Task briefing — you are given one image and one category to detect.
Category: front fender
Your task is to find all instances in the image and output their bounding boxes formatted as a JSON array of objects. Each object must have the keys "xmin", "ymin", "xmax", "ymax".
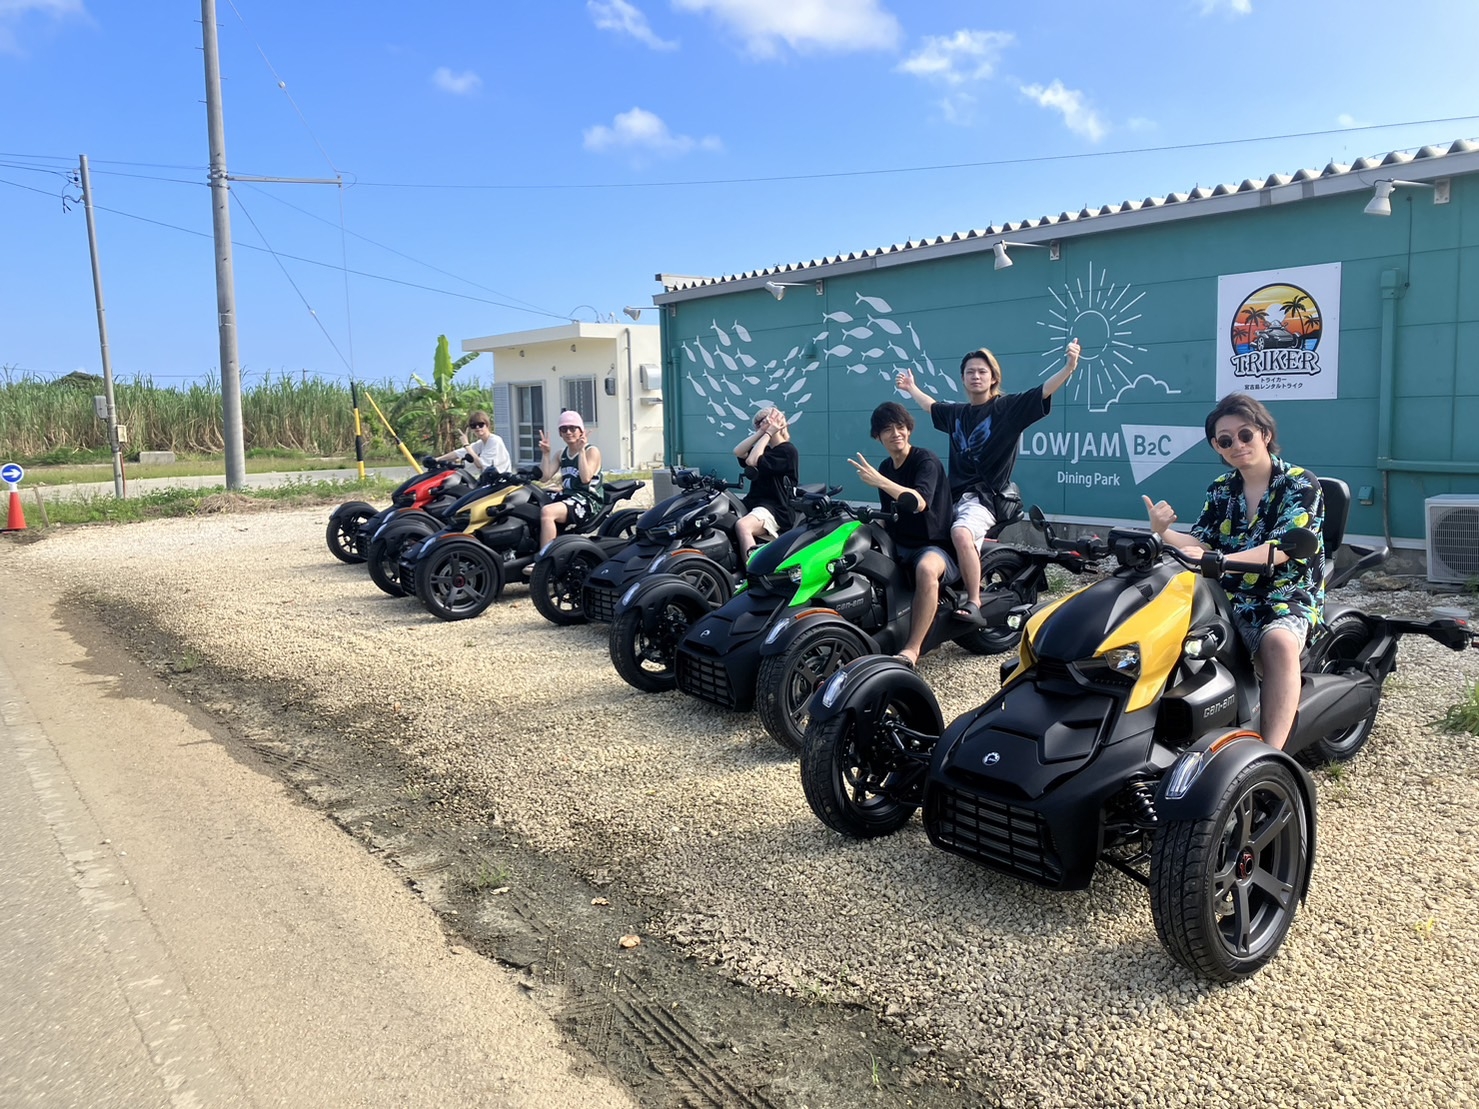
[
  {"xmin": 808, "ymin": 654, "xmax": 944, "ymax": 733},
  {"xmin": 613, "ymin": 573, "xmax": 714, "ymax": 631},
  {"xmin": 757, "ymin": 609, "xmax": 876, "ymax": 661},
  {"xmin": 1157, "ymin": 730, "xmax": 1318, "ymax": 901},
  {"xmin": 537, "ymin": 534, "xmax": 608, "ymax": 575}
]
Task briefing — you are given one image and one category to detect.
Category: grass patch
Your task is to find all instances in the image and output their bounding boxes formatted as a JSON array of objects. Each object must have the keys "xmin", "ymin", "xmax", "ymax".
[
  {"xmin": 1436, "ymin": 681, "xmax": 1479, "ymax": 736},
  {"xmin": 29, "ymin": 476, "xmax": 399, "ymax": 527},
  {"xmin": 461, "ymin": 861, "xmax": 512, "ymax": 892},
  {"xmin": 28, "ymin": 454, "xmax": 405, "ymax": 487}
]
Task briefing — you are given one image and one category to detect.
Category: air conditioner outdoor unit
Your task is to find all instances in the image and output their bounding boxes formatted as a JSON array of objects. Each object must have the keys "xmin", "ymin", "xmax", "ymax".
[{"xmin": 1425, "ymin": 494, "xmax": 1479, "ymax": 585}]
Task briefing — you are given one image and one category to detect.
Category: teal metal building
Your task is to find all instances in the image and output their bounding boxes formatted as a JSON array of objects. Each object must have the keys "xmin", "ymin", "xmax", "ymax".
[{"xmin": 649, "ymin": 139, "xmax": 1479, "ymax": 567}]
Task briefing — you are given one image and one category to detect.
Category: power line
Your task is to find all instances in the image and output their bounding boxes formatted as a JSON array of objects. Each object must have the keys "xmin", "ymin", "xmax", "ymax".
[{"xmin": 0, "ymin": 174, "xmax": 573, "ymax": 321}]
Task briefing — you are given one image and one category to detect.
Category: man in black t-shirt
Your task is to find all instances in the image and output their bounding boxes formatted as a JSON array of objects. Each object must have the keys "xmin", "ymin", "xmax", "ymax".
[
  {"xmin": 847, "ymin": 402, "xmax": 959, "ymax": 667},
  {"xmin": 895, "ymin": 338, "xmax": 1080, "ymax": 624}
]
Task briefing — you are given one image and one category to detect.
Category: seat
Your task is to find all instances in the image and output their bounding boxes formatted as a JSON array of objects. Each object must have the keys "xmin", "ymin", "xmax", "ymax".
[{"xmin": 1317, "ymin": 475, "xmax": 1388, "ymax": 591}]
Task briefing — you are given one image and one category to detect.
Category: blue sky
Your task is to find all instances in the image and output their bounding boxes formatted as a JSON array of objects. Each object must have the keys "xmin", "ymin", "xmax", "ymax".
[{"xmin": 3, "ymin": 0, "xmax": 1478, "ymax": 389}]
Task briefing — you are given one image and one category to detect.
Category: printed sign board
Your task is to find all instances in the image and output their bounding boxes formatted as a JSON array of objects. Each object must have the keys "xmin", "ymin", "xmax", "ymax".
[{"xmin": 1215, "ymin": 262, "xmax": 1341, "ymax": 401}]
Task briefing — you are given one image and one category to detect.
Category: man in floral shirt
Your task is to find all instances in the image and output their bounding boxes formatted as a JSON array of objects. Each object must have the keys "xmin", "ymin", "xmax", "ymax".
[{"xmin": 1142, "ymin": 393, "xmax": 1324, "ymax": 750}]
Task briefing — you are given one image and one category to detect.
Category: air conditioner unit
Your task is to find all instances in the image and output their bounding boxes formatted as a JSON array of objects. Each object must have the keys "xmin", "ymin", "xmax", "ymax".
[{"xmin": 1425, "ymin": 494, "xmax": 1479, "ymax": 584}]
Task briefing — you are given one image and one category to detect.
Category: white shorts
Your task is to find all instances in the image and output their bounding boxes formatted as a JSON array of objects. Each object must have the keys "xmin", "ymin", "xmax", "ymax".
[
  {"xmin": 744, "ymin": 505, "xmax": 780, "ymax": 538},
  {"xmin": 951, "ymin": 493, "xmax": 996, "ymax": 546}
]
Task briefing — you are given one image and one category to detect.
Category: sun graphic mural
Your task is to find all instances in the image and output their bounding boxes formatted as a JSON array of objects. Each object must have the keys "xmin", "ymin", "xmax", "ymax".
[{"xmin": 1038, "ymin": 264, "xmax": 1164, "ymax": 413}]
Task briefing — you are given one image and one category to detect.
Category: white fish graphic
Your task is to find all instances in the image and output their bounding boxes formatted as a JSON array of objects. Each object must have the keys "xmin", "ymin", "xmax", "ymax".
[
  {"xmin": 841, "ymin": 326, "xmax": 873, "ymax": 340},
  {"xmin": 889, "ymin": 342, "xmax": 909, "ymax": 360},
  {"xmin": 722, "ymin": 376, "xmax": 743, "ymax": 396},
  {"xmin": 726, "ymin": 402, "xmax": 747, "ymax": 420},
  {"xmin": 879, "ymin": 369, "xmax": 893, "ymax": 380},
  {"xmin": 822, "ymin": 345, "xmax": 853, "ymax": 358},
  {"xmin": 822, "ymin": 310, "xmax": 855, "ymax": 324},
  {"xmin": 867, "ymin": 315, "xmax": 902, "ymax": 336},
  {"xmin": 925, "ymin": 355, "xmax": 937, "ymax": 376},
  {"xmin": 763, "ymin": 359, "xmax": 778, "ymax": 370},
  {"xmin": 856, "ymin": 293, "xmax": 893, "ymax": 313},
  {"xmin": 721, "ymin": 421, "xmax": 735, "ymax": 430},
  {"xmin": 695, "ymin": 338, "xmax": 715, "ymax": 370},
  {"xmin": 770, "ymin": 368, "xmax": 788, "ymax": 379},
  {"xmin": 907, "ymin": 322, "xmax": 922, "ymax": 350},
  {"xmin": 925, "ymin": 382, "xmax": 940, "ymax": 397},
  {"xmin": 743, "ymin": 375, "xmax": 761, "ymax": 385},
  {"xmin": 846, "ymin": 364, "xmax": 869, "ymax": 375},
  {"xmin": 802, "ymin": 360, "xmax": 820, "ymax": 373},
  {"xmin": 813, "ymin": 330, "xmax": 829, "ymax": 343},
  {"xmin": 861, "ymin": 348, "xmax": 885, "ymax": 359},
  {"xmin": 682, "ymin": 341, "xmax": 697, "ymax": 363},
  {"xmin": 784, "ymin": 346, "xmax": 800, "ymax": 362},
  {"xmin": 706, "ymin": 415, "xmax": 716, "ymax": 424},
  {"xmin": 737, "ymin": 353, "xmax": 756, "ymax": 368},
  {"xmin": 718, "ymin": 350, "xmax": 738, "ymax": 373},
  {"xmin": 787, "ymin": 411, "xmax": 804, "ymax": 426},
  {"xmin": 783, "ymin": 378, "xmax": 807, "ymax": 398},
  {"xmin": 731, "ymin": 321, "xmax": 752, "ymax": 343},
  {"xmin": 710, "ymin": 321, "xmax": 731, "ymax": 347},
  {"xmin": 703, "ymin": 369, "xmax": 723, "ymax": 392},
  {"xmin": 708, "ymin": 398, "xmax": 726, "ymax": 416},
  {"xmin": 795, "ymin": 393, "xmax": 812, "ymax": 405},
  {"xmin": 943, "ymin": 376, "xmax": 959, "ymax": 393},
  {"xmin": 685, "ymin": 373, "xmax": 707, "ymax": 397}
]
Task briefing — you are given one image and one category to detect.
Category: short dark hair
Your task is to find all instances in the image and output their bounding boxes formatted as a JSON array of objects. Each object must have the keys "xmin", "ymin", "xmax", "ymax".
[
  {"xmin": 1204, "ymin": 392, "xmax": 1280, "ymax": 454},
  {"xmin": 870, "ymin": 401, "xmax": 913, "ymax": 439}
]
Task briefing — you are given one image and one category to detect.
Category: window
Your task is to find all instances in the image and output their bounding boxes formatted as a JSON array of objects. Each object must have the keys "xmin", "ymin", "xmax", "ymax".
[{"xmin": 561, "ymin": 376, "xmax": 597, "ymax": 425}]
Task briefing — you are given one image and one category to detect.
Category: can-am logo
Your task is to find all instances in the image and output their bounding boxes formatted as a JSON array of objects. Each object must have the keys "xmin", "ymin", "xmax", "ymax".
[
  {"xmin": 1229, "ymin": 282, "xmax": 1324, "ymax": 380},
  {"xmin": 982, "ymin": 752, "xmax": 1001, "ymax": 766}
]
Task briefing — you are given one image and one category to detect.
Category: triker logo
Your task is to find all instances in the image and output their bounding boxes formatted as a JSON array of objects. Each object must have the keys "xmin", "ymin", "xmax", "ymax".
[{"xmin": 1229, "ymin": 282, "xmax": 1324, "ymax": 380}]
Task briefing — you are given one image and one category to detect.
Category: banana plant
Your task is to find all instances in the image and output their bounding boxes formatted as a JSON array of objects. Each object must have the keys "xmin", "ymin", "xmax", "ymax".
[{"xmin": 392, "ymin": 335, "xmax": 485, "ymax": 452}]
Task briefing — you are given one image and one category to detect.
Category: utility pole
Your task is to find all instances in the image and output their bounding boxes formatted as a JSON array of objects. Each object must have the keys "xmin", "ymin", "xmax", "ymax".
[
  {"xmin": 76, "ymin": 154, "xmax": 125, "ymax": 499},
  {"xmin": 200, "ymin": 0, "xmax": 246, "ymax": 489}
]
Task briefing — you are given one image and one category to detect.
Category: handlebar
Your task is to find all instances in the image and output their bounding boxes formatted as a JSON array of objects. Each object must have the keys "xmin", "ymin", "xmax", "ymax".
[{"xmin": 1107, "ymin": 526, "xmax": 1318, "ymax": 578}]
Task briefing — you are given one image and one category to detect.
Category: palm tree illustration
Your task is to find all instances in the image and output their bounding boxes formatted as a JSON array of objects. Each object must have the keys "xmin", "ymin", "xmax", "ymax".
[
  {"xmin": 1238, "ymin": 305, "xmax": 1269, "ymax": 347},
  {"xmin": 1280, "ymin": 293, "xmax": 1311, "ymax": 337}
]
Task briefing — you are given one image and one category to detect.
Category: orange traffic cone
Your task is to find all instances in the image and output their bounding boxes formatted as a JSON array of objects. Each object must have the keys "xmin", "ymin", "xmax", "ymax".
[{"xmin": 5, "ymin": 489, "xmax": 25, "ymax": 532}]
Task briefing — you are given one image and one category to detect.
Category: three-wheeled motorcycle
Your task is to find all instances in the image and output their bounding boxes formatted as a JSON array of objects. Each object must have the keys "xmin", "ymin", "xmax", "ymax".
[
  {"xmin": 326, "ymin": 457, "xmax": 472, "ymax": 564},
  {"xmin": 799, "ymin": 478, "xmax": 1477, "ymax": 981}
]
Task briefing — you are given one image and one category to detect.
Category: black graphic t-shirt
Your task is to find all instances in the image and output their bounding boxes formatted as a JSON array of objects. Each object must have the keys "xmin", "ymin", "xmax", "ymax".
[
  {"xmin": 929, "ymin": 389, "xmax": 1051, "ymax": 499},
  {"xmin": 878, "ymin": 446, "xmax": 951, "ymax": 551},
  {"xmin": 743, "ymin": 442, "xmax": 800, "ymax": 531}
]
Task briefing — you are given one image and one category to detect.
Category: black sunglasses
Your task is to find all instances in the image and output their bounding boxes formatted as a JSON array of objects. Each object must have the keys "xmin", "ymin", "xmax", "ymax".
[
  {"xmin": 1213, "ymin": 427, "xmax": 1258, "ymax": 450},
  {"xmin": 468, "ymin": 421, "xmax": 487, "ymax": 428}
]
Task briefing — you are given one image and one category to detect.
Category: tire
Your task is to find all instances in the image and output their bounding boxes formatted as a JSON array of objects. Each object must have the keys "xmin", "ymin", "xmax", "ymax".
[
  {"xmin": 799, "ymin": 679, "xmax": 936, "ymax": 838},
  {"xmin": 1299, "ymin": 613, "xmax": 1380, "ymax": 766},
  {"xmin": 600, "ymin": 508, "xmax": 642, "ymax": 541},
  {"xmin": 367, "ymin": 518, "xmax": 438, "ymax": 597},
  {"xmin": 416, "ymin": 540, "xmax": 503, "ymax": 621},
  {"xmin": 1150, "ymin": 758, "xmax": 1308, "ymax": 982},
  {"xmin": 530, "ymin": 552, "xmax": 602, "ymax": 626},
  {"xmin": 609, "ymin": 593, "xmax": 706, "ymax": 693},
  {"xmin": 757, "ymin": 626, "xmax": 868, "ymax": 753},
  {"xmin": 957, "ymin": 548, "xmax": 1036, "ymax": 655},
  {"xmin": 663, "ymin": 555, "xmax": 735, "ymax": 610},
  {"xmin": 327, "ymin": 501, "xmax": 376, "ymax": 563}
]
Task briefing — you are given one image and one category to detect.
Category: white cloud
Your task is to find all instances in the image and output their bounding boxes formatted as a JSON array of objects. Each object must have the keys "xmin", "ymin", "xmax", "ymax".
[
  {"xmin": 1198, "ymin": 0, "xmax": 1252, "ymax": 14},
  {"xmin": 938, "ymin": 92, "xmax": 978, "ymax": 126},
  {"xmin": 1126, "ymin": 116, "xmax": 1156, "ymax": 133},
  {"xmin": 0, "ymin": 0, "xmax": 85, "ymax": 54},
  {"xmin": 1336, "ymin": 112, "xmax": 1370, "ymax": 129},
  {"xmin": 672, "ymin": 0, "xmax": 900, "ymax": 58},
  {"xmin": 897, "ymin": 29, "xmax": 1013, "ymax": 87},
  {"xmin": 583, "ymin": 107, "xmax": 723, "ymax": 156},
  {"xmin": 588, "ymin": 0, "xmax": 678, "ymax": 50},
  {"xmin": 432, "ymin": 67, "xmax": 482, "ymax": 95},
  {"xmin": 1020, "ymin": 80, "xmax": 1106, "ymax": 142}
]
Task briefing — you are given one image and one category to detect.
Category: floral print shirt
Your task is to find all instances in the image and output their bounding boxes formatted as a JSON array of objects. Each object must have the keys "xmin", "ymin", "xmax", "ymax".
[{"xmin": 1190, "ymin": 456, "xmax": 1325, "ymax": 630}]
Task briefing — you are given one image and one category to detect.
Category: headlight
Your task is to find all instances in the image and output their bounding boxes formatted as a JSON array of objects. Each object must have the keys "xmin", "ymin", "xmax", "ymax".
[
  {"xmin": 621, "ymin": 583, "xmax": 641, "ymax": 606},
  {"xmin": 416, "ymin": 536, "xmax": 437, "ymax": 558},
  {"xmin": 786, "ymin": 565, "xmax": 804, "ymax": 584},
  {"xmin": 1165, "ymin": 751, "xmax": 1205, "ymax": 800},
  {"xmin": 649, "ymin": 524, "xmax": 676, "ymax": 542},
  {"xmin": 1102, "ymin": 645, "xmax": 1141, "ymax": 676},
  {"xmin": 820, "ymin": 669, "xmax": 847, "ymax": 708},
  {"xmin": 764, "ymin": 618, "xmax": 791, "ymax": 646}
]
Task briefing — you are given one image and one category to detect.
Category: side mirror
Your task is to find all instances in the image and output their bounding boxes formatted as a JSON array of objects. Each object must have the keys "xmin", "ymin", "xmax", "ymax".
[
  {"xmin": 1279, "ymin": 527, "xmax": 1319, "ymax": 560},
  {"xmin": 895, "ymin": 491, "xmax": 922, "ymax": 514},
  {"xmin": 1029, "ymin": 505, "xmax": 1047, "ymax": 528}
]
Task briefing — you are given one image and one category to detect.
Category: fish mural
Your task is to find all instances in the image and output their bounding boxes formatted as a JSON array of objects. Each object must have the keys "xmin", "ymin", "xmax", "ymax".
[
  {"xmin": 822, "ymin": 310, "xmax": 855, "ymax": 324},
  {"xmin": 867, "ymin": 315, "xmax": 902, "ymax": 336},
  {"xmin": 731, "ymin": 321, "xmax": 751, "ymax": 343},
  {"xmin": 718, "ymin": 349, "xmax": 738, "ymax": 373},
  {"xmin": 711, "ymin": 321, "xmax": 731, "ymax": 347},
  {"xmin": 841, "ymin": 326, "xmax": 873, "ymax": 340},
  {"xmin": 856, "ymin": 293, "xmax": 893, "ymax": 314},
  {"xmin": 822, "ymin": 345, "xmax": 853, "ymax": 358}
]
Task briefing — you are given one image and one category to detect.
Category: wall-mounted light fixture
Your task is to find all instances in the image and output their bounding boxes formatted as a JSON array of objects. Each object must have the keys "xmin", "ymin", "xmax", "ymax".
[
  {"xmin": 764, "ymin": 279, "xmax": 824, "ymax": 300},
  {"xmin": 992, "ymin": 240, "xmax": 1060, "ymax": 271},
  {"xmin": 1364, "ymin": 177, "xmax": 1450, "ymax": 216}
]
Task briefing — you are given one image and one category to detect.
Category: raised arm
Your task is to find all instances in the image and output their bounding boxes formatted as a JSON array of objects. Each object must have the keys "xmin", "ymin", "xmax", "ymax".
[
  {"xmin": 893, "ymin": 368, "xmax": 935, "ymax": 413},
  {"xmin": 1040, "ymin": 338, "xmax": 1081, "ymax": 399}
]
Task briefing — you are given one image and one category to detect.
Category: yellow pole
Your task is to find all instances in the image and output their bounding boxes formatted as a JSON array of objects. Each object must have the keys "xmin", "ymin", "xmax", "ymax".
[{"xmin": 359, "ymin": 387, "xmax": 422, "ymax": 469}]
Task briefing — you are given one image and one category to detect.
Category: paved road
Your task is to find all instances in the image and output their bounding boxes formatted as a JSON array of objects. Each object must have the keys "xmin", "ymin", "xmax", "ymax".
[{"xmin": 0, "ymin": 577, "xmax": 635, "ymax": 1108}]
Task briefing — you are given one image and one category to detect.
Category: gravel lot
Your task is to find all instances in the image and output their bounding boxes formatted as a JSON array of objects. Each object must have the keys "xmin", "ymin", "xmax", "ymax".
[{"xmin": 7, "ymin": 503, "xmax": 1479, "ymax": 1108}]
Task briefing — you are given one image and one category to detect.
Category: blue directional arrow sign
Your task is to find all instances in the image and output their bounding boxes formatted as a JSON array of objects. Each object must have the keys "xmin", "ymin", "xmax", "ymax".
[{"xmin": 0, "ymin": 462, "xmax": 24, "ymax": 485}]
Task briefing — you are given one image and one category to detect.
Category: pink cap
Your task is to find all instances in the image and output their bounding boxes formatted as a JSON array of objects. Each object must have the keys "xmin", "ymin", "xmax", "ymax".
[{"xmin": 557, "ymin": 410, "xmax": 585, "ymax": 431}]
